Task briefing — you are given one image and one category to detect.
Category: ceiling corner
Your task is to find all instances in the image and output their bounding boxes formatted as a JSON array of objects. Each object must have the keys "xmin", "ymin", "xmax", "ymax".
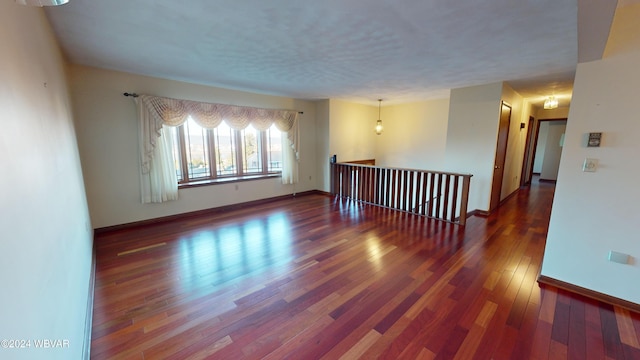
[{"xmin": 577, "ymin": 0, "xmax": 618, "ymax": 63}]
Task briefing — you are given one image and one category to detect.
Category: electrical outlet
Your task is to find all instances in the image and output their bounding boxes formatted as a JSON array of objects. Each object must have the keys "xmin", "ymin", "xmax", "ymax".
[
  {"xmin": 583, "ymin": 158, "xmax": 598, "ymax": 172},
  {"xmin": 608, "ymin": 251, "xmax": 630, "ymax": 265}
]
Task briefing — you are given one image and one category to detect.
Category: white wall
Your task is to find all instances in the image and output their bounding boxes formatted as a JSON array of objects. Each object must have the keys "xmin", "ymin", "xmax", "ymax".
[
  {"xmin": 539, "ymin": 121, "xmax": 566, "ymax": 181},
  {"xmin": 533, "ymin": 121, "xmax": 550, "ymax": 173},
  {"xmin": 375, "ymin": 99, "xmax": 449, "ymax": 170},
  {"xmin": 541, "ymin": 3, "xmax": 640, "ymax": 304},
  {"xmin": 70, "ymin": 65, "xmax": 318, "ymax": 228},
  {"xmin": 444, "ymin": 82, "xmax": 503, "ymax": 212},
  {"xmin": 0, "ymin": 3, "xmax": 93, "ymax": 359}
]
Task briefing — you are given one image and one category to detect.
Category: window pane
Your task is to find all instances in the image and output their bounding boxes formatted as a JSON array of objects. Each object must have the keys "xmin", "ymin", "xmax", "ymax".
[
  {"xmin": 267, "ymin": 124, "xmax": 283, "ymax": 172},
  {"xmin": 184, "ymin": 117, "xmax": 210, "ymax": 179},
  {"xmin": 214, "ymin": 121, "xmax": 236, "ymax": 176},
  {"xmin": 242, "ymin": 125, "xmax": 262, "ymax": 174}
]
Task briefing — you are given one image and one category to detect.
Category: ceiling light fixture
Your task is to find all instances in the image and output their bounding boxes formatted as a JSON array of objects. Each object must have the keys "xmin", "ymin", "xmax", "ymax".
[
  {"xmin": 544, "ymin": 96, "xmax": 558, "ymax": 110},
  {"xmin": 15, "ymin": 0, "xmax": 68, "ymax": 6},
  {"xmin": 375, "ymin": 99, "xmax": 383, "ymax": 135}
]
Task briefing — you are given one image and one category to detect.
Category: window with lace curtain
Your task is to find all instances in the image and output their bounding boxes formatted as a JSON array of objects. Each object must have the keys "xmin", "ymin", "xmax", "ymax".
[
  {"xmin": 135, "ymin": 94, "xmax": 299, "ymax": 203},
  {"xmin": 168, "ymin": 117, "xmax": 284, "ymax": 185}
]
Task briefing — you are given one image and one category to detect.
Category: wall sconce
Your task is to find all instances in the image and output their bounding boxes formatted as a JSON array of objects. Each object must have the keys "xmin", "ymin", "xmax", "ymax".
[
  {"xmin": 544, "ymin": 96, "xmax": 558, "ymax": 109},
  {"xmin": 375, "ymin": 99, "xmax": 383, "ymax": 135}
]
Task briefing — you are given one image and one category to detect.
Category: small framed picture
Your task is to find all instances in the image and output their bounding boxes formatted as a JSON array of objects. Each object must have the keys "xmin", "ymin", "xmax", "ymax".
[{"xmin": 588, "ymin": 132, "xmax": 602, "ymax": 147}]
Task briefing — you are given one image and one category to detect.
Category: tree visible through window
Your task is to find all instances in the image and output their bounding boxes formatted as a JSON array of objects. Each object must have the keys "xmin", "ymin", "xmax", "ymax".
[{"xmin": 170, "ymin": 117, "xmax": 283, "ymax": 184}]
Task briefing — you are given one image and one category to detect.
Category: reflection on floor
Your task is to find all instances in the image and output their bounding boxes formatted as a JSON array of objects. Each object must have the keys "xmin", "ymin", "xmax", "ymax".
[{"xmin": 92, "ymin": 181, "xmax": 640, "ymax": 359}]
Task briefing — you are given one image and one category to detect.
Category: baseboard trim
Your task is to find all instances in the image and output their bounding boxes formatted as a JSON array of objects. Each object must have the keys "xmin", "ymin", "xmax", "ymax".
[
  {"xmin": 83, "ymin": 244, "xmax": 96, "ymax": 360},
  {"xmin": 467, "ymin": 209, "xmax": 490, "ymax": 218},
  {"xmin": 466, "ymin": 189, "xmax": 520, "ymax": 219},
  {"xmin": 537, "ymin": 275, "xmax": 640, "ymax": 314},
  {"xmin": 500, "ymin": 188, "xmax": 520, "ymax": 206},
  {"xmin": 538, "ymin": 178, "xmax": 557, "ymax": 183},
  {"xmin": 94, "ymin": 190, "xmax": 323, "ymax": 234},
  {"xmin": 314, "ymin": 190, "xmax": 333, "ymax": 197}
]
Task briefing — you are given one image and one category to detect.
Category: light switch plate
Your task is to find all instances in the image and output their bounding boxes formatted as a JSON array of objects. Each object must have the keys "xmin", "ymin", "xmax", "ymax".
[{"xmin": 583, "ymin": 158, "xmax": 598, "ymax": 172}]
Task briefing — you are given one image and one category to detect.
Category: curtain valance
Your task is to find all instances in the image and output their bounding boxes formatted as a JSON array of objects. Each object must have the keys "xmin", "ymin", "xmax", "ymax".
[
  {"xmin": 135, "ymin": 94, "xmax": 300, "ymax": 203},
  {"xmin": 139, "ymin": 94, "xmax": 299, "ymax": 132}
]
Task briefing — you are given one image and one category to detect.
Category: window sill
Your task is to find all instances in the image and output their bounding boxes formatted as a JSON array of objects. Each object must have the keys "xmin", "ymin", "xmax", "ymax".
[{"xmin": 178, "ymin": 173, "xmax": 281, "ymax": 189}]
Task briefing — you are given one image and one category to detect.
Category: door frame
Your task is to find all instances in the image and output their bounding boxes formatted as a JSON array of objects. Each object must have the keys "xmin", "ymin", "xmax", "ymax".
[
  {"xmin": 489, "ymin": 101, "xmax": 512, "ymax": 211},
  {"xmin": 521, "ymin": 117, "xmax": 568, "ymax": 185},
  {"xmin": 520, "ymin": 116, "xmax": 535, "ymax": 186}
]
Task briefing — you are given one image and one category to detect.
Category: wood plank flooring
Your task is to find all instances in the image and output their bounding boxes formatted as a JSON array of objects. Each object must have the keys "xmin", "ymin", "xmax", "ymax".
[{"xmin": 91, "ymin": 181, "xmax": 640, "ymax": 359}]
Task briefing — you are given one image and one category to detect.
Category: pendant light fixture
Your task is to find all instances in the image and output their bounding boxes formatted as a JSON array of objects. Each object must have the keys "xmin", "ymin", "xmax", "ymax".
[
  {"xmin": 544, "ymin": 96, "xmax": 558, "ymax": 109},
  {"xmin": 375, "ymin": 99, "xmax": 383, "ymax": 135}
]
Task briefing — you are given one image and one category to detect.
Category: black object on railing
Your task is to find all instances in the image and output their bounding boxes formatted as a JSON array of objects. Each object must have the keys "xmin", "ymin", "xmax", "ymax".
[{"xmin": 330, "ymin": 162, "xmax": 472, "ymax": 225}]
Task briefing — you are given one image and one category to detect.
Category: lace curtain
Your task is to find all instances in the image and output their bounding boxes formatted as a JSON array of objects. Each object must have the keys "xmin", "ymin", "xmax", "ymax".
[
  {"xmin": 136, "ymin": 98, "xmax": 179, "ymax": 203},
  {"xmin": 136, "ymin": 95, "xmax": 300, "ymax": 203}
]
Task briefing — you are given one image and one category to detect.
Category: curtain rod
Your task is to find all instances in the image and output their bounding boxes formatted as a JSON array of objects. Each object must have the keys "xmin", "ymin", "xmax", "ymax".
[{"xmin": 123, "ymin": 92, "xmax": 303, "ymax": 114}]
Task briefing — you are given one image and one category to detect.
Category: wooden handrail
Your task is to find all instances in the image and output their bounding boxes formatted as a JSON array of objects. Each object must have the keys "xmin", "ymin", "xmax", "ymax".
[{"xmin": 330, "ymin": 162, "xmax": 473, "ymax": 225}]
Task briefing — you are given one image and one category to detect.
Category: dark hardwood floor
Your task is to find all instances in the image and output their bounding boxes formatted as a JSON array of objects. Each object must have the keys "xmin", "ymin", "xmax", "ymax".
[{"xmin": 91, "ymin": 181, "xmax": 640, "ymax": 359}]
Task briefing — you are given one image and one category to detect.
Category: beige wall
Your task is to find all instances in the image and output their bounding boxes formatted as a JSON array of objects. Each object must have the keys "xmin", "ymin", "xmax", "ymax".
[
  {"xmin": 444, "ymin": 82, "xmax": 503, "ymax": 212},
  {"xmin": 328, "ymin": 99, "xmax": 377, "ymax": 163},
  {"xmin": 442, "ymin": 82, "xmax": 525, "ymax": 211},
  {"xmin": 290, "ymin": 84, "xmax": 533, "ymax": 216},
  {"xmin": 541, "ymin": 3, "xmax": 640, "ymax": 304},
  {"xmin": 500, "ymin": 83, "xmax": 525, "ymax": 200},
  {"xmin": 70, "ymin": 65, "xmax": 318, "ymax": 228},
  {"xmin": 320, "ymin": 98, "xmax": 450, "ymax": 192},
  {"xmin": 316, "ymin": 100, "xmax": 331, "ymax": 192},
  {"xmin": 0, "ymin": 3, "xmax": 93, "ymax": 359},
  {"xmin": 536, "ymin": 106, "xmax": 570, "ymax": 120},
  {"xmin": 375, "ymin": 99, "xmax": 449, "ymax": 170}
]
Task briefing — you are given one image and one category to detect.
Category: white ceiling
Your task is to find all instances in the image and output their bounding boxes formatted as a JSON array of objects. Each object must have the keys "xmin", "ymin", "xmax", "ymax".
[{"xmin": 43, "ymin": 0, "xmax": 591, "ymax": 107}]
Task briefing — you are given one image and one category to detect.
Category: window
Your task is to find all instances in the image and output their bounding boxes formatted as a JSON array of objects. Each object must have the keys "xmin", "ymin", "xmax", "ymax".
[{"xmin": 170, "ymin": 117, "xmax": 283, "ymax": 185}]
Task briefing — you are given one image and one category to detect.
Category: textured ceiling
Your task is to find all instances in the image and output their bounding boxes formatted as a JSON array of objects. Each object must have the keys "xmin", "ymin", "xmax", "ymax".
[{"xmin": 44, "ymin": 0, "xmax": 582, "ymax": 106}]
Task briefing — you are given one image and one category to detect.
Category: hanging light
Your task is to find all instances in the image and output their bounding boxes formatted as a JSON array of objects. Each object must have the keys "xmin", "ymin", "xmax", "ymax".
[
  {"xmin": 375, "ymin": 99, "xmax": 383, "ymax": 135},
  {"xmin": 544, "ymin": 96, "xmax": 558, "ymax": 109}
]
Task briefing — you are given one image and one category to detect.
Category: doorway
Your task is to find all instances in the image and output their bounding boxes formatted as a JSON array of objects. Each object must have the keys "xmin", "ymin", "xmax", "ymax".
[
  {"xmin": 489, "ymin": 102, "xmax": 512, "ymax": 211},
  {"xmin": 521, "ymin": 118, "xmax": 568, "ymax": 185}
]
